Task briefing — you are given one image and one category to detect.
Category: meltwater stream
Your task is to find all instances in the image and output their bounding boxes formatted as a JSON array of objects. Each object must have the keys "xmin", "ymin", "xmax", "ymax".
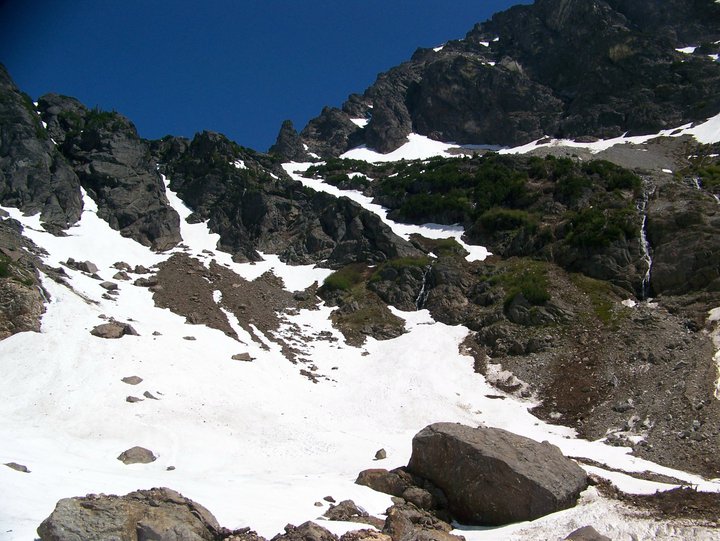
[{"xmin": 637, "ymin": 182, "xmax": 656, "ymax": 300}]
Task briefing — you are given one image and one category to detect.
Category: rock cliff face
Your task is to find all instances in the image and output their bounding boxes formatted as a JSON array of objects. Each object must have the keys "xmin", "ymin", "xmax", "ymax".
[
  {"xmin": 38, "ymin": 94, "xmax": 182, "ymax": 251},
  {"xmin": 157, "ymin": 131, "xmax": 421, "ymax": 266},
  {"xmin": 273, "ymin": 0, "xmax": 720, "ymax": 159},
  {"xmin": 0, "ymin": 66, "xmax": 82, "ymax": 229}
]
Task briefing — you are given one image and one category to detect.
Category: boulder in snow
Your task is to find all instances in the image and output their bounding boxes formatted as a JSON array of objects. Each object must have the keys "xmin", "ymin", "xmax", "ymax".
[
  {"xmin": 90, "ymin": 321, "xmax": 138, "ymax": 339},
  {"xmin": 407, "ymin": 423, "xmax": 588, "ymax": 525},
  {"xmin": 36, "ymin": 487, "xmax": 220, "ymax": 541},
  {"xmin": 117, "ymin": 446, "xmax": 156, "ymax": 465}
]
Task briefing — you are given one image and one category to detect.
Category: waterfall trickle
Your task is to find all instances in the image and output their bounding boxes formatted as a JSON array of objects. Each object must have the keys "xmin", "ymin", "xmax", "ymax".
[
  {"xmin": 637, "ymin": 182, "xmax": 656, "ymax": 300},
  {"xmin": 415, "ymin": 265, "xmax": 432, "ymax": 310}
]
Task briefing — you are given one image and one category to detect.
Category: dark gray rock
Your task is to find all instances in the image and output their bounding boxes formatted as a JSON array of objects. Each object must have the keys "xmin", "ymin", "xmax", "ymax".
[
  {"xmin": 160, "ymin": 131, "xmax": 422, "ymax": 266},
  {"xmin": 37, "ymin": 94, "xmax": 181, "ymax": 251},
  {"xmin": 270, "ymin": 521, "xmax": 337, "ymax": 541},
  {"xmin": 90, "ymin": 321, "xmax": 138, "ymax": 339},
  {"xmin": 322, "ymin": 500, "xmax": 368, "ymax": 522},
  {"xmin": 36, "ymin": 487, "xmax": 221, "ymax": 541},
  {"xmin": 356, "ymin": 468, "xmax": 412, "ymax": 497},
  {"xmin": 407, "ymin": 423, "xmax": 588, "ymax": 526},
  {"xmin": 0, "ymin": 65, "xmax": 83, "ymax": 229},
  {"xmin": 117, "ymin": 446, "xmax": 156, "ymax": 465},
  {"xmin": 4, "ymin": 461, "xmax": 30, "ymax": 473},
  {"xmin": 299, "ymin": 107, "xmax": 363, "ymax": 159},
  {"xmin": 0, "ymin": 218, "xmax": 48, "ymax": 340},
  {"xmin": 382, "ymin": 503, "xmax": 462, "ymax": 541},
  {"xmin": 292, "ymin": 0, "xmax": 720, "ymax": 154},
  {"xmin": 269, "ymin": 120, "xmax": 308, "ymax": 162},
  {"xmin": 65, "ymin": 259, "xmax": 99, "ymax": 273},
  {"xmin": 121, "ymin": 376, "xmax": 143, "ymax": 385},
  {"xmin": 565, "ymin": 526, "xmax": 612, "ymax": 541}
]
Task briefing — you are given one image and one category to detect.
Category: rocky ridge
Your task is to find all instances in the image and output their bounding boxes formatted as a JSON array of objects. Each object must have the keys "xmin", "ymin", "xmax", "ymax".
[{"xmin": 273, "ymin": 0, "xmax": 720, "ymax": 159}]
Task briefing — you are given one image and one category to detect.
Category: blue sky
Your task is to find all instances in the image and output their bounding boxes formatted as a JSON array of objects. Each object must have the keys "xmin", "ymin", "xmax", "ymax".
[{"xmin": 0, "ymin": 1, "xmax": 530, "ymax": 151}]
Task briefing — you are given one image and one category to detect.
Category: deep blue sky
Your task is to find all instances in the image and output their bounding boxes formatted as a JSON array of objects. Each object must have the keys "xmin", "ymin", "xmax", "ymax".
[{"xmin": 0, "ymin": 1, "xmax": 530, "ymax": 151}]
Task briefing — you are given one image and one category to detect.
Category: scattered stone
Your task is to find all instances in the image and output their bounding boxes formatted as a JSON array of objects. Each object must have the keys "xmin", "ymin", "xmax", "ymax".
[
  {"xmin": 232, "ymin": 352, "xmax": 254, "ymax": 362},
  {"xmin": 565, "ymin": 526, "xmax": 611, "ymax": 541},
  {"xmin": 167, "ymin": 466, "xmax": 176, "ymax": 471},
  {"xmin": 117, "ymin": 446, "xmax": 156, "ymax": 465},
  {"xmin": 407, "ymin": 423, "xmax": 589, "ymax": 525},
  {"xmin": 134, "ymin": 275, "xmax": 159, "ymax": 287},
  {"xmin": 65, "ymin": 258, "xmax": 99, "ymax": 274},
  {"xmin": 382, "ymin": 503, "xmax": 461, "ymax": 541},
  {"xmin": 339, "ymin": 531, "xmax": 391, "ymax": 541},
  {"xmin": 374, "ymin": 448, "xmax": 387, "ymax": 460},
  {"xmin": 134, "ymin": 265, "xmax": 151, "ymax": 274},
  {"xmin": 90, "ymin": 321, "xmax": 138, "ymax": 339},
  {"xmin": 36, "ymin": 487, "xmax": 221, "ymax": 541},
  {"xmin": 323, "ymin": 496, "xmax": 336, "ymax": 503},
  {"xmin": 126, "ymin": 396, "xmax": 143, "ymax": 403},
  {"xmin": 355, "ymin": 469, "xmax": 411, "ymax": 497},
  {"xmin": 113, "ymin": 261, "xmax": 131, "ymax": 271},
  {"xmin": 314, "ymin": 501, "xmax": 323, "ymax": 507},
  {"xmin": 401, "ymin": 487, "xmax": 435, "ymax": 510},
  {"xmin": 183, "ymin": 336, "xmax": 196, "ymax": 341},
  {"xmin": 322, "ymin": 499, "xmax": 369, "ymax": 522},
  {"xmin": 4, "ymin": 462, "xmax": 30, "ymax": 473},
  {"xmin": 113, "ymin": 271, "xmax": 130, "ymax": 281},
  {"xmin": 270, "ymin": 521, "xmax": 337, "ymax": 541},
  {"xmin": 143, "ymin": 391, "xmax": 160, "ymax": 400},
  {"xmin": 152, "ymin": 331, "xmax": 162, "ymax": 336},
  {"xmin": 121, "ymin": 376, "xmax": 143, "ymax": 385}
]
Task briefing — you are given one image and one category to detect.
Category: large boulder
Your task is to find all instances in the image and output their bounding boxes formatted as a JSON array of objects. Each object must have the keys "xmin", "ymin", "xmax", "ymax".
[
  {"xmin": 36, "ymin": 487, "xmax": 222, "ymax": 541},
  {"xmin": 407, "ymin": 423, "xmax": 588, "ymax": 526}
]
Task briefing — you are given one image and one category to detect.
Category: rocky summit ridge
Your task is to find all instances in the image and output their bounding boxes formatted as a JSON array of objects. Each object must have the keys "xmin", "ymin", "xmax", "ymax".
[
  {"xmin": 3, "ymin": 1, "xmax": 720, "ymax": 540},
  {"xmin": 271, "ymin": 0, "xmax": 720, "ymax": 160}
]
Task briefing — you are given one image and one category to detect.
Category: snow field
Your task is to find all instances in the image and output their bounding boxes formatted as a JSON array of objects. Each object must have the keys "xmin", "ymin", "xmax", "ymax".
[{"xmin": 1, "ymin": 161, "xmax": 720, "ymax": 541}]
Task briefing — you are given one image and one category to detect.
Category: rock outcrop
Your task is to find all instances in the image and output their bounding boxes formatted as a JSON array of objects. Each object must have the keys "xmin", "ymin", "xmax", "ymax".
[
  {"xmin": 407, "ymin": 423, "xmax": 589, "ymax": 526},
  {"xmin": 37, "ymin": 94, "xmax": 182, "ymax": 250},
  {"xmin": 36, "ymin": 487, "xmax": 222, "ymax": 541},
  {"xmin": 285, "ymin": 0, "xmax": 720, "ymax": 155},
  {"xmin": 0, "ymin": 65, "xmax": 82, "ymax": 229},
  {"xmin": 90, "ymin": 320, "xmax": 139, "ymax": 339},
  {"xmin": 157, "ymin": 131, "xmax": 421, "ymax": 266},
  {"xmin": 0, "ymin": 215, "xmax": 48, "ymax": 339}
]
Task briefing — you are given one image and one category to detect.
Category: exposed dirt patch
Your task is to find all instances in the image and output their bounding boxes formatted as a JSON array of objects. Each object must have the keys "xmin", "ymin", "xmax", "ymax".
[
  {"xmin": 151, "ymin": 252, "xmax": 324, "ymax": 363},
  {"xmin": 597, "ymin": 480, "xmax": 720, "ymax": 526}
]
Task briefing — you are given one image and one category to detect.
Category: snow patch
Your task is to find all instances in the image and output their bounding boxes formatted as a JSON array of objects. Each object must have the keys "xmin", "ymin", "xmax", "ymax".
[
  {"xmin": 341, "ymin": 133, "xmax": 456, "ymax": 162},
  {"xmin": 676, "ymin": 46, "xmax": 698, "ymax": 54},
  {"xmin": 231, "ymin": 159, "xmax": 247, "ymax": 169},
  {"xmin": 350, "ymin": 118, "xmax": 369, "ymax": 128}
]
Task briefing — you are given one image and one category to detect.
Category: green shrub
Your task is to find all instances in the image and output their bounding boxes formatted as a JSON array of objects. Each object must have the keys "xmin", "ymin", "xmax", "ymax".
[
  {"xmin": 322, "ymin": 263, "xmax": 369, "ymax": 292},
  {"xmin": 490, "ymin": 261, "xmax": 551, "ymax": 307},
  {"xmin": 0, "ymin": 255, "xmax": 10, "ymax": 278},
  {"xmin": 479, "ymin": 208, "xmax": 536, "ymax": 232}
]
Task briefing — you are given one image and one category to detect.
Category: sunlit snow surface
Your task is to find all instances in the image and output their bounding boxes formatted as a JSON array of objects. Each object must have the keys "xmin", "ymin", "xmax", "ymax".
[{"xmin": 2, "ymin": 140, "xmax": 720, "ymax": 540}]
